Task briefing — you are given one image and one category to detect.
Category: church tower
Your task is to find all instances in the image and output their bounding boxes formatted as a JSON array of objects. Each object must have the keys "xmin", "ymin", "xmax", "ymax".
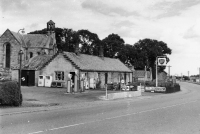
[
  {"xmin": 47, "ymin": 20, "xmax": 55, "ymax": 36},
  {"xmin": 46, "ymin": 20, "xmax": 57, "ymax": 55}
]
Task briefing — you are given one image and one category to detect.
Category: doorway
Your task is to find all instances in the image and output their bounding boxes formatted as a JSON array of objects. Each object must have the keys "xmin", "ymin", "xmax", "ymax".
[
  {"xmin": 70, "ymin": 72, "xmax": 75, "ymax": 83},
  {"xmin": 105, "ymin": 73, "xmax": 108, "ymax": 84},
  {"xmin": 21, "ymin": 70, "xmax": 35, "ymax": 86}
]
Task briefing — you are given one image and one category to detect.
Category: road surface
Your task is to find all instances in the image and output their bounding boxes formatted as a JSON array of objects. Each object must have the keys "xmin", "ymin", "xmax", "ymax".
[{"xmin": 1, "ymin": 82, "xmax": 200, "ymax": 134}]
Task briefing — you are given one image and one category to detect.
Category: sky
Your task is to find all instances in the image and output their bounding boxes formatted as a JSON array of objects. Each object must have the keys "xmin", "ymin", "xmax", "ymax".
[{"xmin": 1, "ymin": 0, "xmax": 200, "ymax": 76}]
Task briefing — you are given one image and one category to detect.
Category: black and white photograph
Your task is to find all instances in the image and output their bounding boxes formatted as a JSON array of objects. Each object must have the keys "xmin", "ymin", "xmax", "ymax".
[{"xmin": 0, "ymin": 0, "xmax": 200, "ymax": 134}]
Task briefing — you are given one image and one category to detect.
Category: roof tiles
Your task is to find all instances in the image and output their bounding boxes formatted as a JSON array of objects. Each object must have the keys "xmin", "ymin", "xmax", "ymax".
[
  {"xmin": 63, "ymin": 52, "xmax": 131, "ymax": 72},
  {"xmin": 11, "ymin": 31, "xmax": 54, "ymax": 48},
  {"xmin": 13, "ymin": 52, "xmax": 131, "ymax": 72}
]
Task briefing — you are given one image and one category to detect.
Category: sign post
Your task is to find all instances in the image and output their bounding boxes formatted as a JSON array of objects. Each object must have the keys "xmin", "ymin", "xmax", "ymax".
[
  {"xmin": 156, "ymin": 56, "xmax": 167, "ymax": 87},
  {"xmin": 156, "ymin": 58, "xmax": 158, "ymax": 87},
  {"xmin": 105, "ymin": 84, "xmax": 108, "ymax": 99}
]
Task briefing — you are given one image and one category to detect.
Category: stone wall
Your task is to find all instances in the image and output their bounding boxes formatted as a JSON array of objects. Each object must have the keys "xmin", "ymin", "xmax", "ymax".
[
  {"xmin": 11, "ymin": 70, "xmax": 18, "ymax": 81},
  {"xmin": 0, "ymin": 30, "xmax": 21, "ymax": 69}
]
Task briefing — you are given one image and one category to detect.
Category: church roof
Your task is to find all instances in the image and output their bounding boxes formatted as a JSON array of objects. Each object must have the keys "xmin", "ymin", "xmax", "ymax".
[{"xmin": 10, "ymin": 30, "xmax": 55, "ymax": 48}]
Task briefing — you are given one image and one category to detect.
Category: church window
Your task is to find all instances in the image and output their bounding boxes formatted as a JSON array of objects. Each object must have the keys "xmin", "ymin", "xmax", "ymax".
[{"xmin": 5, "ymin": 43, "xmax": 11, "ymax": 68}]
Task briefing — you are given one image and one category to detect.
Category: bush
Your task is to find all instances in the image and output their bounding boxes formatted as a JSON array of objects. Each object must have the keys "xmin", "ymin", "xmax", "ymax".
[
  {"xmin": 144, "ymin": 81, "xmax": 180, "ymax": 93},
  {"xmin": 145, "ymin": 81, "xmax": 156, "ymax": 87},
  {"xmin": 174, "ymin": 83, "xmax": 180, "ymax": 92},
  {"xmin": 165, "ymin": 83, "xmax": 180, "ymax": 93},
  {"xmin": 0, "ymin": 81, "xmax": 23, "ymax": 106}
]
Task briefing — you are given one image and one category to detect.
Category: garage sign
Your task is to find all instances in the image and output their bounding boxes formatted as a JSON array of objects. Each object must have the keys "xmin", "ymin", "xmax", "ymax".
[{"xmin": 158, "ymin": 57, "xmax": 167, "ymax": 66}]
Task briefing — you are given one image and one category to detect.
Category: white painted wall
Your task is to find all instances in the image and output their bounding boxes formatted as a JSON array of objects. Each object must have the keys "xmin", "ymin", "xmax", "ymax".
[{"xmin": 40, "ymin": 53, "xmax": 77, "ymax": 88}]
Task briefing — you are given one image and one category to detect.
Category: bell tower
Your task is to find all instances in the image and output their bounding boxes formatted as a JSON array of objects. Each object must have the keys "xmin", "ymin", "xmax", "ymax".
[{"xmin": 47, "ymin": 20, "xmax": 55, "ymax": 36}]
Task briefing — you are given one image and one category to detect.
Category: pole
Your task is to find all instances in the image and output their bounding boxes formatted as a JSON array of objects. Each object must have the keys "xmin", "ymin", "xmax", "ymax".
[
  {"xmin": 18, "ymin": 50, "xmax": 22, "ymax": 103},
  {"xmin": 199, "ymin": 68, "xmax": 200, "ymax": 83},
  {"xmin": 18, "ymin": 28, "xmax": 25, "ymax": 104},
  {"xmin": 167, "ymin": 66, "xmax": 171, "ymax": 77},
  {"xmin": 181, "ymin": 73, "xmax": 182, "ymax": 81},
  {"xmin": 156, "ymin": 57, "xmax": 158, "ymax": 87},
  {"xmin": 105, "ymin": 84, "xmax": 108, "ymax": 99},
  {"xmin": 144, "ymin": 66, "xmax": 146, "ymax": 87}
]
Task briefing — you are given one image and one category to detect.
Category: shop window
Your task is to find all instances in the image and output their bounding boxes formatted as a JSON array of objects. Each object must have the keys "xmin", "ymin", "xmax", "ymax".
[{"xmin": 55, "ymin": 71, "xmax": 64, "ymax": 80}]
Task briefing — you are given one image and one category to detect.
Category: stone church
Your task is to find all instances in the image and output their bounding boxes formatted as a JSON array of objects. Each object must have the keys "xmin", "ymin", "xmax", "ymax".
[{"xmin": 0, "ymin": 20, "xmax": 57, "ymax": 79}]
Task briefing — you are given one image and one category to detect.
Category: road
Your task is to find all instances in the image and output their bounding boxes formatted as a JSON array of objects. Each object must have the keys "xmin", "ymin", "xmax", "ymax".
[{"xmin": 1, "ymin": 82, "xmax": 200, "ymax": 134}]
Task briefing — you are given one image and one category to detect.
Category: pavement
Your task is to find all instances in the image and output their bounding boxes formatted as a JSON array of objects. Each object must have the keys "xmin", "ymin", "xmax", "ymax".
[{"xmin": 0, "ymin": 86, "xmax": 164, "ymax": 116}]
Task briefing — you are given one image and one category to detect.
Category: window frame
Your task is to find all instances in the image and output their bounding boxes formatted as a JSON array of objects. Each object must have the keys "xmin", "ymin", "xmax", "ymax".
[{"xmin": 55, "ymin": 71, "xmax": 64, "ymax": 81}]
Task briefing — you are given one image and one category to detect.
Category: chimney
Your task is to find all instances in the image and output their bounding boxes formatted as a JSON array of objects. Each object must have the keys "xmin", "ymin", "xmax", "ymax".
[
  {"xmin": 99, "ymin": 45, "xmax": 104, "ymax": 59},
  {"xmin": 75, "ymin": 43, "xmax": 80, "ymax": 56}
]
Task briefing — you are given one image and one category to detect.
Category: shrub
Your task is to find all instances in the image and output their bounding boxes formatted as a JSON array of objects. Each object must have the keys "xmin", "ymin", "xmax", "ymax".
[
  {"xmin": 174, "ymin": 83, "xmax": 180, "ymax": 92},
  {"xmin": 0, "ymin": 81, "xmax": 22, "ymax": 106},
  {"xmin": 143, "ymin": 81, "xmax": 180, "ymax": 93},
  {"xmin": 145, "ymin": 81, "xmax": 155, "ymax": 87},
  {"xmin": 165, "ymin": 83, "xmax": 180, "ymax": 93}
]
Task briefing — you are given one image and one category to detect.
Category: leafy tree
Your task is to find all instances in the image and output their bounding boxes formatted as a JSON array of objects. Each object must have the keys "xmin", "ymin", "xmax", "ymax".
[
  {"xmin": 77, "ymin": 30, "xmax": 101, "ymax": 55},
  {"xmin": 134, "ymin": 38, "xmax": 172, "ymax": 79},
  {"xmin": 116, "ymin": 44, "xmax": 136, "ymax": 66},
  {"xmin": 60, "ymin": 28, "xmax": 78, "ymax": 52},
  {"xmin": 102, "ymin": 33, "xmax": 125, "ymax": 58}
]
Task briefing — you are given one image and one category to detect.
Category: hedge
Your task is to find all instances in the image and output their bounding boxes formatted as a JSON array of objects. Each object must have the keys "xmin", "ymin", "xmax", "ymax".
[
  {"xmin": 136, "ymin": 81, "xmax": 180, "ymax": 93},
  {"xmin": 0, "ymin": 81, "xmax": 23, "ymax": 106}
]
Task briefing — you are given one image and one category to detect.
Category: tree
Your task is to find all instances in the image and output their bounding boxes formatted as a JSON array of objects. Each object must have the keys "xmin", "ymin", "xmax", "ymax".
[
  {"xmin": 116, "ymin": 44, "xmax": 136, "ymax": 66},
  {"xmin": 77, "ymin": 30, "xmax": 101, "ymax": 55},
  {"xmin": 134, "ymin": 38, "xmax": 172, "ymax": 79},
  {"xmin": 60, "ymin": 28, "xmax": 78, "ymax": 52},
  {"xmin": 102, "ymin": 33, "xmax": 125, "ymax": 58}
]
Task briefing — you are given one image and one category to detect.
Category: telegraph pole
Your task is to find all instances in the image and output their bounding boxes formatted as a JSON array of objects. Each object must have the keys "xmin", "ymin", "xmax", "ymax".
[
  {"xmin": 199, "ymin": 68, "xmax": 200, "ymax": 83},
  {"xmin": 156, "ymin": 58, "xmax": 158, "ymax": 87},
  {"xmin": 181, "ymin": 73, "xmax": 182, "ymax": 81}
]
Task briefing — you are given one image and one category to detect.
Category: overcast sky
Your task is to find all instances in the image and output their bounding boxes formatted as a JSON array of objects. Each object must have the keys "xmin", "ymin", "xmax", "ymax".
[{"xmin": 1, "ymin": 0, "xmax": 200, "ymax": 76}]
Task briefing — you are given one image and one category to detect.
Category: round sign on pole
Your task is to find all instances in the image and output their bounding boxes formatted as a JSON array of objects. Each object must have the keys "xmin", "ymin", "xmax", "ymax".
[{"xmin": 158, "ymin": 57, "xmax": 167, "ymax": 66}]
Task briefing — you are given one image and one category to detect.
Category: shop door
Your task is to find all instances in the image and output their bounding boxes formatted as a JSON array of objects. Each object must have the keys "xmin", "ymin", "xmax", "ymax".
[
  {"xmin": 21, "ymin": 70, "xmax": 35, "ymax": 86},
  {"xmin": 105, "ymin": 73, "xmax": 108, "ymax": 84},
  {"xmin": 21, "ymin": 70, "xmax": 28, "ymax": 86},
  {"xmin": 28, "ymin": 71, "xmax": 35, "ymax": 86}
]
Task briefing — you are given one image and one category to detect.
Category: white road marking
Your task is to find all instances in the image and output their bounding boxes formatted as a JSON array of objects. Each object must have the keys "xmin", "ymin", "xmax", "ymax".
[
  {"xmin": 28, "ymin": 131, "xmax": 44, "ymax": 134},
  {"xmin": 28, "ymin": 100, "xmax": 197, "ymax": 134}
]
